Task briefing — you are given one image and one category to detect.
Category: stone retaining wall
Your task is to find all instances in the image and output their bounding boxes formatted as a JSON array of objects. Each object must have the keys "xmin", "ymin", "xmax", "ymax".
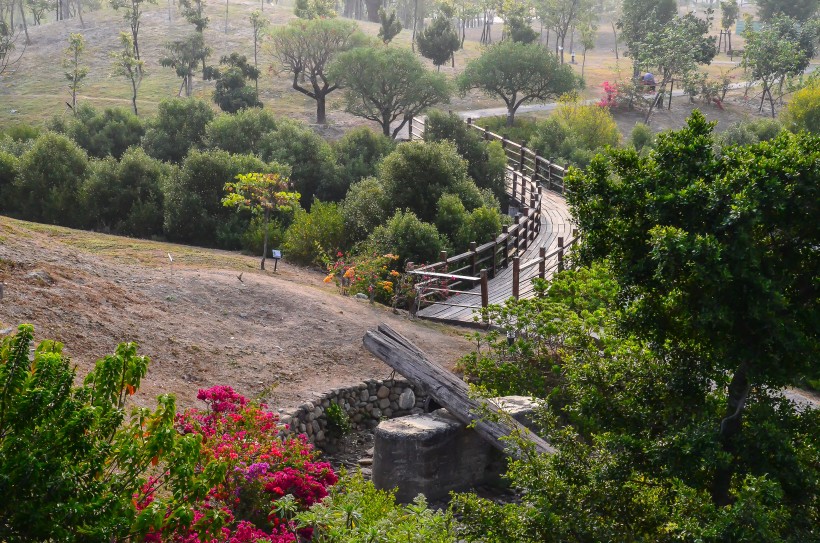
[{"xmin": 278, "ymin": 379, "xmax": 429, "ymax": 450}]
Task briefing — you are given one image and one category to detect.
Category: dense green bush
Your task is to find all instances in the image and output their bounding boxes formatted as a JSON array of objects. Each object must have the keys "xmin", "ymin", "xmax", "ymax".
[
  {"xmin": 366, "ymin": 209, "xmax": 446, "ymax": 264},
  {"xmin": 259, "ymin": 120, "xmax": 339, "ymax": 206},
  {"xmin": 204, "ymin": 108, "xmax": 278, "ymax": 155},
  {"xmin": 0, "ymin": 124, "xmax": 39, "ymax": 142},
  {"xmin": 283, "ymin": 201, "xmax": 345, "ymax": 265},
  {"xmin": 82, "ymin": 147, "xmax": 169, "ymax": 237},
  {"xmin": 716, "ymin": 120, "xmax": 760, "ymax": 148},
  {"xmin": 241, "ymin": 215, "xmax": 286, "ymax": 256},
  {"xmin": 0, "ymin": 151, "xmax": 18, "ymax": 212},
  {"xmin": 528, "ymin": 100, "xmax": 620, "ymax": 167},
  {"xmin": 435, "ymin": 193, "xmax": 468, "ymax": 246},
  {"xmin": 163, "ymin": 150, "xmax": 268, "ymax": 247},
  {"xmin": 340, "ymin": 176, "xmax": 390, "ymax": 245},
  {"xmin": 12, "ymin": 132, "xmax": 88, "ymax": 227},
  {"xmin": 51, "ymin": 104, "xmax": 145, "ymax": 159},
  {"xmin": 474, "ymin": 115, "xmax": 539, "ymax": 143},
  {"xmin": 297, "ymin": 472, "xmax": 455, "ymax": 542},
  {"xmin": 333, "ymin": 127, "xmax": 395, "ymax": 196},
  {"xmin": 424, "ymin": 110, "xmax": 507, "ymax": 205},
  {"xmin": 379, "ymin": 140, "xmax": 475, "ymax": 223},
  {"xmin": 629, "ymin": 122, "xmax": 654, "ymax": 151},
  {"xmin": 142, "ymin": 98, "xmax": 215, "ymax": 163}
]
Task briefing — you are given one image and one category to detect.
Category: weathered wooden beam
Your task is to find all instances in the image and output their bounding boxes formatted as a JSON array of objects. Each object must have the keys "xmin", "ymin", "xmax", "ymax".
[{"xmin": 362, "ymin": 324, "xmax": 556, "ymax": 457}]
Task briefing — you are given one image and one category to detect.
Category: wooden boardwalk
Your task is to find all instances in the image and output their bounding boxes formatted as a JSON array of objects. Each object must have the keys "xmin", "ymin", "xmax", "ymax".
[{"xmin": 416, "ymin": 190, "xmax": 573, "ymax": 324}]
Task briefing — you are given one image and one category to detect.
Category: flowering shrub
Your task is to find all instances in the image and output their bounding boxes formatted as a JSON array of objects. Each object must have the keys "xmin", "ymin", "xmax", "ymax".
[
  {"xmin": 143, "ymin": 386, "xmax": 338, "ymax": 543},
  {"xmin": 323, "ymin": 252, "xmax": 401, "ymax": 305},
  {"xmin": 599, "ymin": 81, "xmax": 619, "ymax": 108}
]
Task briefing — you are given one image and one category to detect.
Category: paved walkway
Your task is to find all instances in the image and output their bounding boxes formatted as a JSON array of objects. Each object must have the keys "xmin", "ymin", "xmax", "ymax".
[{"xmin": 416, "ymin": 190, "xmax": 573, "ymax": 324}]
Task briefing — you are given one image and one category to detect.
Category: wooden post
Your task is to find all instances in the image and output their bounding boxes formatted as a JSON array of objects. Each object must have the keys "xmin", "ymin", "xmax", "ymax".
[
  {"xmin": 538, "ymin": 246, "xmax": 546, "ymax": 279},
  {"xmin": 423, "ymin": 118, "xmax": 428, "ymax": 138},
  {"xmin": 512, "ymin": 257, "xmax": 520, "ymax": 299},
  {"xmin": 501, "ymin": 225, "xmax": 509, "ymax": 269},
  {"xmin": 408, "ymin": 118, "xmax": 413, "ymax": 140},
  {"xmin": 470, "ymin": 241, "xmax": 478, "ymax": 276},
  {"xmin": 668, "ymin": 79, "xmax": 674, "ymax": 110},
  {"xmin": 533, "ymin": 156, "xmax": 540, "ymax": 183},
  {"xmin": 439, "ymin": 250, "xmax": 448, "ymax": 272},
  {"xmin": 514, "ymin": 216, "xmax": 521, "ymax": 253},
  {"xmin": 512, "ymin": 171, "xmax": 518, "ymax": 201},
  {"xmin": 480, "ymin": 269, "xmax": 489, "ymax": 309},
  {"xmin": 520, "ymin": 177, "xmax": 526, "ymax": 202},
  {"xmin": 484, "ymin": 130, "xmax": 489, "ymax": 141},
  {"xmin": 501, "ymin": 137, "xmax": 507, "ymax": 150},
  {"xmin": 519, "ymin": 143, "xmax": 525, "ymax": 171},
  {"xmin": 557, "ymin": 236, "xmax": 564, "ymax": 272},
  {"xmin": 467, "ymin": 117, "xmax": 472, "ymax": 125}
]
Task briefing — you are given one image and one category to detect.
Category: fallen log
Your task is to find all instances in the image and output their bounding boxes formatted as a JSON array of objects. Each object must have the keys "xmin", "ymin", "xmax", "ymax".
[{"xmin": 363, "ymin": 323, "xmax": 556, "ymax": 457}]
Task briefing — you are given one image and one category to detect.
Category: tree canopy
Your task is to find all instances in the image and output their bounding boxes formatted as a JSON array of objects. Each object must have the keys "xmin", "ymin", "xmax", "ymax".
[
  {"xmin": 458, "ymin": 41, "xmax": 576, "ymax": 126},
  {"xmin": 330, "ymin": 46, "xmax": 450, "ymax": 138},
  {"xmin": 755, "ymin": 0, "xmax": 818, "ymax": 22}
]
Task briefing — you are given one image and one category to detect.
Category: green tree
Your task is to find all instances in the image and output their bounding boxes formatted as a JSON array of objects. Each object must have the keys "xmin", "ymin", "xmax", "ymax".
[
  {"xmin": 416, "ymin": 11, "xmax": 460, "ymax": 70},
  {"xmin": 270, "ymin": 19, "xmax": 364, "ymax": 124},
  {"xmin": 566, "ymin": 111, "xmax": 819, "ymax": 508},
  {"xmin": 53, "ymin": 104, "xmax": 144, "ymax": 159},
  {"xmin": 142, "ymin": 97, "xmax": 215, "ymax": 162},
  {"xmin": 633, "ymin": 11, "xmax": 716, "ymax": 122},
  {"xmin": 249, "ymin": 10, "xmax": 269, "ymax": 95},
  {"xmin": 63, "ymin": 33, "xmax": 88, "ymax": 114},
  {"xmin": 378, "ymin": 8, "xmax": 402, "ymax": 43},
  {"xmin": 617, "ymin": 0, "xmax": 677, "ymax": 75},
  {"xmin": 223, "ymin": 169, "xmax": 300, "ymax": 269},
  {"xmin": 782, "ymin": 79, "xmax": 820, "ymax": 134},
  {"xmin": 179, "ymin": 0, "xmax": 209, "ymax": 31},
  {"xmin": 204, "ymin": 53, "xmax": 262, "ymax": 113},
  {"xmin": 366, "ymin": 209, "xmax": 447, "ymax": 264},
  {"xmin": 720, "ymin": 0, "xmax": 739, "ymax": 49},
  {"xmin": 258, "ymin": 119, "xmax": 340, "ymax": 205},
  {"xmin": 204, "ymin": 107, "xmax": 278, "ymax": 155},
  {"xmin": 333, "ymin": 126, "xmax": 395, "ymax": 193},
  {"xmin": 424, "ymin": 109, "xmax": 507, "ymax": 204},
  {"xmin": 160, "ymin": 32, "xmax": 211, "ymax": 97},
  {"xmin": 340, "ymin": 176, "xmax": 390, "ymax": 244},
  {"xmin": 0, "ymin": 150, "xmax": 19, "ymax": 212},
  {"xmin": 329, "ymin": 46, "xmax": 450, "ymax": 138},
  {"xmin": 163, "ymin": 149, "xmax": 268, "ymax": 246},
  {"xmin": 109, "ymin": 0, "xmax": 157, "ymax": 65},
  {"xmin": 13, "ymin": 131, "xmax": 88, "ymax": 227},
  {"xmin": 0, "ymin": 326, "xmax": 226, "ymax": 543},
  {"xmin": 379, "ymin": 140, "xmax": 479, "ymax": 222},
  {"xmin": 458, "ymin": 41, "xmax": 577, "ymax": 126},
  {"xmin": 742, "ymin": 15, "xmax": 817, "ymax": 117},
  {"xmin": 0, "ymin": 20, "xmax": 24, "ymax": 78},
  {"xmin": 536, "ymin": 0, "xmax": 594, "ymax": 63},
  {"xmin": 82, "ymin": 147, "xmax": 169, "ymax": 236},
  {"xmin": 110, "ymin": 32, "xmax": 144, "ymax": 115},
  {"xmin": 294, "ymin": 0, "xmax": 335, "ymax": 18},
  {"xmin": 755, "ymin": 0, "xmax": 818, "ymax": 22}
]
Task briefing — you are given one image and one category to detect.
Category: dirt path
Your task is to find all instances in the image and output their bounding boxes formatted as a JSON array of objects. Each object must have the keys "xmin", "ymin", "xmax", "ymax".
[{"xmin": 0, "ymin": 217, "xmax": 472, "ymax": 411}]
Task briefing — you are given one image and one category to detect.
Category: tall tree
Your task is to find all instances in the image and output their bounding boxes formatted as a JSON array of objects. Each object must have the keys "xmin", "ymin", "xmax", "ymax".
[
  {"xmin": 617, "ymin": 0, "xmax": 676, "ymax": 75},
  {"xmin": 742, "ymin": 15, "xmax": 816, "ymax": 116},
  {"xmin": 458, "ymin": 40, "xmax": 577, "ymax": 126},
  {"xmin": 249, "ymin": 9, "xmax": 268, "ymax": 95},
  {"xmin": 179, "ymin": 0, "xmax": 208, "ymax": 31},
  {"xmin": 270, "ymin": 18, "xmax": 364, "ymax": 124},
  {"xmin": 160, "ymin": 32, "xmax": 210, "ymax": 97},
  {"xmin": 63, "ymin": 33, "xmax": 88, "ymax": 114},
  {"xmin": 416, "ymin": 10, "xmax": 461, "ymax": 70},
  {"xmin": 293, "ymin": 0, "xmax": 334, "ymax": 19},
  {"xmin": 111, "ymin": 32, "xmax": 144, "ymax": 115},
  {"xmin": 110, "ymin": 0, "xmax": 157, "ymax": 65},
  {"xmin": 719, "ymin": 0, "xmax": 739, "ymax": 52},
  {"xmin": 223, "ymin": 170, "xmax": 300, "ymax": 270},
  {"xmin": 204, "ymin": 53, "xmax": 261, "ymax": 113},
  {"xmin": 537, "ymin": 0, "xmax": 594, "ymax": 63},
  {"xmin": 566, "ymin": 111, "xmax": 819, "ymax": 508},
  {"xmin": 378, "ymin": 7, "xmax": 402, "ymax": 44},
  {"xmin": 329, "ymin": 45, "xmax": 451, "ymax": 138},
  {"xmin": 635, "ymin": 11, "xmax": 716, "ymax": 122},
  {"xmin": 0, "ymin": 19, "xmax": 25, "ymax": 77},
  {"xmin": 755, "ymin": 0, "xmax": 818, "ymax": 22}
]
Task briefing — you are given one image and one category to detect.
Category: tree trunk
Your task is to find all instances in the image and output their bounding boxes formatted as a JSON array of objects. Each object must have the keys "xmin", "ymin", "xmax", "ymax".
[
  {"xmin": 364, "ymin": 0, "xmax": 380, "ymax": 22},
  {"xmin": 711, "ymin": 363, "xmax": 750, "ymax": 506},
  {"xmin": 316, "ymin": 94, "xmax": 327, "ymax": 124},
  {"xmin": 225, "ymin": 0, "xmax": 229, "ymax": 33},
  {"xmin": 506, "ymin": 106, "xmax": 515, "ymax": 127},
  {"xmin": 411, "ymin": 0, "xmax": 418, "ymax": 52},
  {"xmin": 17, "ymin": 0, "xmax": 29, "ymax": 45},
  {"xmin": 611, "ymin": 22, "xmax": 618, "ymax": 59},
  {"xmin": 261, "ymin": 208, "xmax": 269, "ymax": 270},
  {"xmin": 131, "ymin": 79, "xmax": 138, "ymax": 115},
  {"xmin": 75, "ymin": 0, "xmax": 84, "ymax": 27},
  {"xmin": 381, "ymin": 112, "xmax": 391, "ymax": 137},
  {"xmin": 363, "ymin": 323, "xmax": 557, "ymax": 457}
]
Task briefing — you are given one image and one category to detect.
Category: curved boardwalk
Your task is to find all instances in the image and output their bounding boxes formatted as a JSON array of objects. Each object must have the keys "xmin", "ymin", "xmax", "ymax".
[{"xmin": 417, "ymin": 190, "xmax": 573, "ymax": 324}]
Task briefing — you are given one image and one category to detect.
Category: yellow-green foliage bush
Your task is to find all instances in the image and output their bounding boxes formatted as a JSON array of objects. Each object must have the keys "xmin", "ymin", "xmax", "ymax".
[{"xmin": 782, "ymin": 80, "xmax": 820, "ymax": 134}]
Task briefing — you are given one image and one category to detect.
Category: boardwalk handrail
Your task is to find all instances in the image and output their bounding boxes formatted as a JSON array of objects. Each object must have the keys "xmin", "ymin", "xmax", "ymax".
[{"xmin": 406, "ymin": 115, "xmax": 574, "ymax": 313}]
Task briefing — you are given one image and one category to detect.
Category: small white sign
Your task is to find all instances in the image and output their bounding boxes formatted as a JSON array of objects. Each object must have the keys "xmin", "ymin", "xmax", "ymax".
[{"xmin": 271, "ymin": 249, "xmax": 282, "ymax": 259}]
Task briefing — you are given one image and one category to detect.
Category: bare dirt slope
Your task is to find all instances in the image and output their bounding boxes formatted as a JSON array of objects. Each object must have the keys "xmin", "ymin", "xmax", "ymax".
[{"xmin": 0, "ymin": 217, "xmax": 472, "ymax": 411}]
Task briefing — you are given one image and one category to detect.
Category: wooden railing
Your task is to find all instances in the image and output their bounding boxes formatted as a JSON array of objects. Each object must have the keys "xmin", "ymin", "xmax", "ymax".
[{"xmin": 405, "ymin": 116, "xmax": 575, "ymax": 313}]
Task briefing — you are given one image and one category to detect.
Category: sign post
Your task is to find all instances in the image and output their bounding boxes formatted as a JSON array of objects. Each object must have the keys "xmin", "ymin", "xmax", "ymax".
[{"xmin": 271, "ymin": 249, "xmax": 282, "ymax": 272}]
